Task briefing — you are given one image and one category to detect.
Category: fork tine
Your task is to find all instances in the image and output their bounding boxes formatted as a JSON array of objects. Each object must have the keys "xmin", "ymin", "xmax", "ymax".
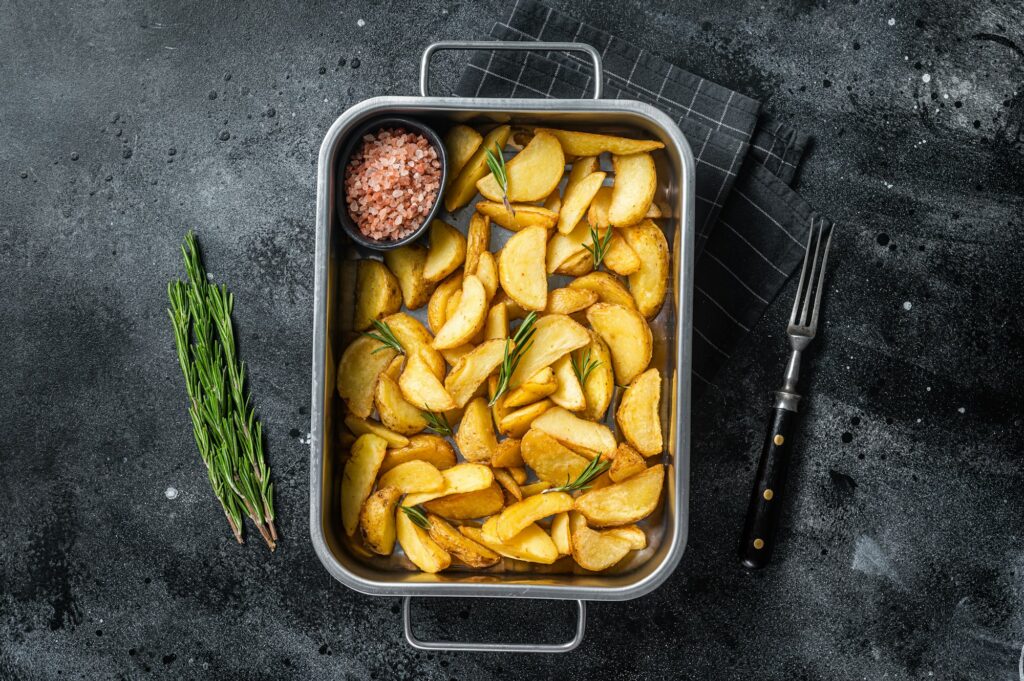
[
  {"xmin": 808, "ymin": 221, "xmax": 834, "ymax": 332},
  {"xmin": 800, "ymin": 219, "xmax": 824, "ymax": 327},
  {"xmin": 790, "ymin": 217, "xmax": 817, "ymax": 325}
]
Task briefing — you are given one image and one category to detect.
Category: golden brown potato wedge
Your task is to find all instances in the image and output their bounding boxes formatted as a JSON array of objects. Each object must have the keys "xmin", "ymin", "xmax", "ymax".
[
  {"xmin": 444, "ymin": 339, "xmax": 505, "ymax": 408},
  {"xmin": 498, "ymin": 225, "xmax": 548, "ymax": 311},
  {"xmin": 475, "ymin": 251, "xmax": 499, "ymax": 301},
  {"xmin": 359, "ymin": 486, "xmax": 401, "ymax": 555},
  {"xmin": 550, "ymin": 511, "xmax": 572, "ymax": 555},
  {"xmin": 495, "ymin": 290, "xmax": 527, "ymax": 320},
  {"xmin": 341, "ymin": 433, "xmax": 388, "ymax": 536},
  {"xmin": 609, "ymin": 152, "xmax": 657, "ymax": 228},
  {"xmin": 568, "ymin": 271, "xmax": 637, "ymax": 310},
  {"xmin": 604, "ymin": 524, "xmax": 647, "ymax": 550},
  {"xmin": 353, "ymin": 260, "xmax": 402, "ymax": 332},
  {"xmin": 521, "ymin": 429, "xmax": 591, "ymax": 485},
  {"xmin": 557, "ymin": 171, "xmax": 606, "ymax": 234},
  {"xmin": 546, "ymin": 219, "xmax": 591, "ymax": 274},
  {"xmin": 616, "ymin": 368, "xmax": 663, "ymax": 456},
  {"xmin": 423, "ymin": 481, "xmax": 504, "ymax": 519},
  {"xmin": 427, "ymin": 271, "xmax": 463, "ymax": 334},
  {"xmin": 504, "ymin": 366, "xmax": 558, "ymax": 409},
  {"xmin": 535, "ymin": 128, "xmax": 665, "ymax": 157},
  {"xmin": 574, "ymin": 464, "xmax": 664, "ymax": 527},
  {"xmin": 589, "ymin": 187, "xmax": 664, "ymax": 229},
  {"xmin": 508, "ymin": 466, "xmax": 528, "ymax": 484},
  {"xmin": 477, "ymin": 130, "xmax": 565, "ymax": 203},
  {"xmin": 337, "ymin": 336, "xmax": 397, "ymax": 419},
  {"xmin": 508, "ymin": 314, "xmax": 590, "ymax": 388},
  {"xmin": 383, "ymin": 244, "xmax": 435, "ymax": 309},
  {"xmin": 546, "ymin": 287, "xmax": 599, "ymax": 315},
  {"xmin": 487, "ymin": 374, "xmax": 508, "ymax": 432},
  {"xmin": 543, "ymin": 188, "xmax": 562, "ymax": 213},
  {"xmin": 444, "ymin": 124, "xmax": 483, "ymax": 179},
  {"xmin": 493, "ymin": 468, "xmax": 523, "ymax": 502},
  {"xmin": 569, "ymin": 511, "xmax": 631, "ymax": 571},
  {"xmin": 530, "ymin": 407, "xmax": 616, "ymax": 458},
  {"xmin": 550, "ymin": 355, "xmax": 586, "ymax": 412},
  {"xmin": 423, "ymin": 219, "xmax": 467, "ymax": 283},
  {"xmin": 382, "ymin": 312, "xmax": 445, "ymax": 379},
  {"xmin": 343, "ymin": 414, "xmax": 409, "ymax": 449},
  {"xmin": 621, "ymin": 220, "xmax": 670, "ymax": 318},
  {"xmin": 378, "ymin": 460, "xmax": 445, "ymax": 494},
  {"xmin": 554, "ymin": 250, "xmax": 595, "ymax": 277},
  {"xmin": 609, "ymin": 443, "xmax": 647, "ymax": 482},
  {"xmin": 433, "ymin": 275, "xmax": 488, "ymax": 350},
  {"xmin": 483, "ymin": 302, "xmax": 508, "ymax": 341},
  {"xmin": 494, "ymin": 492, "xmax": 574, "ymax": 541},
  {"xmin": 491, "ymin": 437, "xmax": 524, "ymax": 468},
  {"xmin": 381, "ymin": 434, "xmax": 456, "ymax": 474},
  {"xmin": 399, "ymin": 350, "xmax": 457, "ymax": 411},
  {"xmin": 426, "ymin": 514, "xmax": 501, "ymax": 568},
  {"xmin": 375, "ymin": 373, "xmax": 429, "ymax": 436},
  {"xmin": 498, "ymin": 399, "xmax": 553, "ymax": 438},
  {"xmin": 461, "ymin": 523, "xmax": 559, "ymax": 564},
  {"xmin": 463, "ymin": 212, "xmax": 490, "ymax": 276},
  {"xmin": 578, "ymin": 331, "xmax": 614, "ymax": 421},
  {"xmin": 404, "ymin": 463, "xmax": 495, "ymax": 506},
  {"xmin": 396, "ymin": 509, "xmax": 451, "ymax": 573},
  {"xmin": 455, "ymin": 396, "xmax": 498, "ymax": 462},
  {"xmin": 521, "ymin": 481, "xmax": 553, "ymax": 497},
  {"xmin": 445, "ymin": 125, "xmax": 511, "ymax": 212},
  {"xmin": 476, "ymin": 202, "xmax": 558, "ymax": 231},
  {"xmin": 586, "ymin": 303, "xmax": 653, "ymax": 386},
  {"xmin": 603, "ymin": 234, "xmax": 641, "ymax": 276},
  {"xmin": 567, "ymin": 156, "xmax": 600, "ymax": 187}
]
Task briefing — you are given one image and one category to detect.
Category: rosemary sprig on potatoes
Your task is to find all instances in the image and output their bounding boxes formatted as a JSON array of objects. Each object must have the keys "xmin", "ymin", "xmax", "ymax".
[
  {"xmin": 400, "ymin": 505, "xmax": 431, "ymax": 530},
  {"xmin": 546, "ymin": 455, "xmax": 611, "ymax": 494},
  {"xmin": 484, "ymin": 144, "xmax": 515, "ymax": 219},
  {"xmin": 421, "ymin": 409, "xmax": 453, "ymax": 437},
  {"xmin": 571, "ymin": 347, "xmax": 602, "ymax": 388},
  {"xmin": 364, "ymin": 319, "xmax": 405, "ymax": 355},
  {"xmin": 583, "ymin": 225, "xmax": 613, "ymax": 269},
  {"xmin": 488, "ymin": 311, "xmax": 537, "ymax": 407}
]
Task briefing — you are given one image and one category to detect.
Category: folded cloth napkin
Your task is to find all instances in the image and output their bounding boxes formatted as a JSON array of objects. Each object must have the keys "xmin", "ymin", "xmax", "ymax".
[{"xmin": 455, "ymin": 0, "xmax": 834, "ymax": 391}]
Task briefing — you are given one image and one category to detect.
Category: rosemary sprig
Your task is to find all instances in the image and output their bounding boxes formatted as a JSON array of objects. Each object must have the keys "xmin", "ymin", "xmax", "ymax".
[
  {"xmin": 582, "ymin": 225, "xmax": 614, "ymax": 270},
  {"xmin": 484, "ymin": 144, "xmax": 515, "ymax": 219},
  {"xmin": 421, "ymin": 409, "xmax": 453, "ymax": 437},
  {"xmin": 488, "ymin": 311, "xmax": 538, "ymax": 406},
  {"xmin": 363, "ymin": 319, "xmax": 404, "ymax": 355},
  {"xmin": 570, "ymin": 348, "xmax": 602, "ymax": 388},
  {"xmin": 546, "ymin": 455, "xmax": 610, "ymax": 494},
  {"xmin": 401, "ymin": 505, "xmax": 431, "ymax": 530}
]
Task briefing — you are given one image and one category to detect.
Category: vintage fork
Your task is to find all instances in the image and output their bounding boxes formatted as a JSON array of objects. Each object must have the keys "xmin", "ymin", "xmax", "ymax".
[{"xmin": 740, "ymin": 216, "xmax": 835, "ymax": 569}]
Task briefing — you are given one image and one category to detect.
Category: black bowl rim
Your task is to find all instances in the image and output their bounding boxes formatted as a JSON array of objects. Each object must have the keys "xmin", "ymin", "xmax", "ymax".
[{"xmin": 335, "ymin": 115, "xmax": 448, "ymax": 251}]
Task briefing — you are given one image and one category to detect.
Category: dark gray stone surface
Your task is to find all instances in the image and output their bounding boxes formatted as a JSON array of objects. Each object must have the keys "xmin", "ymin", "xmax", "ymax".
[{"xmin": 2, "ymin": 0, "xmax": 1022, "ymax": 678}]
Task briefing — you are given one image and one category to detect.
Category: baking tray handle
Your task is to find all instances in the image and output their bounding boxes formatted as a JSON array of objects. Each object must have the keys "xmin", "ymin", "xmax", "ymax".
[
  {"xmin": 402, "ymin": 596, "xmax": 587, "ymax": 653},
  {"xmin": 420, "ymin": 40, "xmax": 604, "ymax": 99}
]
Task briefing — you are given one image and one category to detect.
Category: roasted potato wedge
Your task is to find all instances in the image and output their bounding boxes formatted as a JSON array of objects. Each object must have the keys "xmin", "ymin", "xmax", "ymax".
[
  {"xmin": 463, "ymin": 212, "xmax": 491, "ymax": 276},
  {"xmin": 477, "ymin": 130, "xmax": 565, "ymax": 202},
  {"xmin": 550, "ymin": 355, "xmax": 586, "ymax": 412},
  {"xmin": 554, "ymin": 249, "xmax": 595, "ymax": 277},
  {"xmin": 476, "ymin": 202, "xmax": 558, "ymax": 231},
  {"xmin": 375, "ymin": 373, "xmax": 429, "ymax": 436},
  {"xmin": 569, "ymin": 511, "xmax": 631, "ymax": 571},
  {"xmin": 491, "ymin": 437, "xmax": 524, "ymax": 468},
  {"xmin": 609, "ymin": 152, "xmax": 656, "ymax": 228},
  {"xmin": 399, "ymin": 350, "xmax": 457, "ymax": 411},
  {"xmin": 337, "ymin": 336, "xmax": 397, "ymax": 419},
  {"xmin": 616, "ymin": 368, "xmax": 663, "ymax": 456},
  {"xmin": 603, "ymin": 234, "xmax": 641, "ymax": 276},
  {"xmin": 543, "ymin": 188, "xmax": 562, "ymax": 213},
  {"xmin": 494, "ymin": 491, "xmax": 574, "ymax": 541},
  {"xmin": 508, "ymin": 466, "xmax": 528, "ymax": 485},
  {"xmin": 574, "ymin": 464, "xmax": 664, "ymax": 527},
  {"xmin": 498, "ymin": 399, "xmax": 553, "ymax": 438},
  {"xmin": 423, "ymin": 481, "xmax": 505, "ymax": 519},
  {"xmin": 396, "ymin": 509, "xmax": 451, "ymax": 573},
  {"xmin": 381, "ymin": 434, "xmax": 456, "ymax": 473},
  {"xmin": 483, "ymin": 302, "xmax": 508, "ymax": 340},
  {"xmin": 444, "ymin": 124, "xmax": 483, "ymax": 179},
  {"xmin": 521, "ymin": 481, "xmax": 553, "ymax": 497},
  {"xmin": 433, "ymin": 275, "xmax": 488, "ymax": 350},
  {"xmin": 383, "ymin": 244, "xmax": 435, "ymax": 309},
  {"xmin": 475, "ymin": 251, "xmax": 499, "ymax": 300},
  {"xmin": 359, "ymin": 487, "xmax": 402, "ymax": 555},
  {"xmin": 609, "ymin": 443, "xmax": 647, "ymax": 482},
  {"xmin": 423, "ymin": 219, "xmax": 466, "ymax": 283},
  {"xmin": 586, "ymin": 303, "xmax": 652, "ymax": 386},
  {"xmin": 557, "ymin": 171, "xmax": 606, "ymax": 234},
  {"xmin": 550, "ymin": 512, "xmax": 572, "ymax": 555},
  {"xmin": 341, "ymin": 433, "xmax": 388, "ymax": 536},
  {"xmin": 378, "ymin": 460, "xmax": 445, "ymax": 493},
  {"xmin": 546, "ymin": 219, "xmax": 590, "ymax": 274},
  {"xmin": 493, "ymin": 467, "xmax": 523, "ymax": 502},
  {"xmin": 439, "ymin": 344, "xmax": 475, "ymax": 368},
  {"xmin": 404, "ymin": 463, "xmax": 495, "ymax": 506},
  {"xmin": 604, "ymin": 524, "xmax": 647, "ymax": 550},
  {"xmin": 504, "ymin": 366, "xmax": 557, "ymax": 409},
  {"xmin": 444, "ymin": 339, "xmax": 506, "ymax": 408},
  {"xmin": 568, "ymin": 271, "xmax": 637, "ymax": 310},
  {"xmin": 530, "ymin": 407, "xmax": 617, "ymax": 458},
  {"xmin": 427, "ymin": 271, "xmax": 463, "ymax": 334},
  {"xmin": 426, "ymin": 513, "xmax": 501, "ymax": 568},
  {"xmin": 509, "ymin": 314, "xmax": 590, "ymax": 388},
  {"xmin": 535, "ymin": 128, "xmax": 665, "ymax": 156},
  {"xmin": 578, "ymin": 331, "xmax": 614, "ymax": 421},
  {"xmin": 343, "ymin": 414, "xmax": 409, "ymax": 449},
  {"xmin": 353, "ymin": 259, "xmax": 402, "ymax": 331},
  {"xmin": 480, "ymin": 517, "xmax": 560, "ymax": 564},
  {"xmin": 455, "ymin": 396, "xmax": 498, "ymax": 462},
  {"xmin": 588, "ymin": 187, "xmax": 665, "ymax": 229},
  {"xmin": 498, "ymin": 226, "xmax": 548, "ymax": 311},
  {"xmin": 621, "ymin": 220, "xmax": 670, "ymax": 318},
  {"xmin": 383, "ymin": 312, "xmax": 445, "ymax": 379},
  {"xmin": 546, "ymin": 287, "xmax": 598, "ymax": 315},
  {"xmin": 521, "ymin": 429, "xmax": 591, "ymax": 485},
  {"xmin": 567, "ymin": 156, "xmax": 599, "ymax": 188},
  {"xmin": 445, "ymin": 125, "xmax": 511, "ymax": 212}
]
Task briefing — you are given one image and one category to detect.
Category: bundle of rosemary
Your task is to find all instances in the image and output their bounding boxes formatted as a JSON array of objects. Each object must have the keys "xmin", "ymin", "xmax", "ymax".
[{"xmin": 168, "ymin": 232, "xmax": 278, "ymax": 550}]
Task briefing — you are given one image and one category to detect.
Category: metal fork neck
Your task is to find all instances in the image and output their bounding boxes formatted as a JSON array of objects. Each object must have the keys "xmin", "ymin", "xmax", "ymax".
[{"xmin": 774, "ymin": 349, "xmax": 803, "ymax": 412}]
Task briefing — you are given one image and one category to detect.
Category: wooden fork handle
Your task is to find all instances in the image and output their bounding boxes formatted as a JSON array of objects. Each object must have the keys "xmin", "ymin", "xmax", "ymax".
[{"xmin": 739, "ymin": 399, "xmax": 799, "ymax": 569}]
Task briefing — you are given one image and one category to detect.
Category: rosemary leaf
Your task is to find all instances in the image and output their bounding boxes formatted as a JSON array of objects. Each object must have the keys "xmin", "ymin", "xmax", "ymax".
[
  {"xmin": 582, "ymin": 225, "xmax": 614, "ymax": 270},
  {"xmin": 401, "ymin": 505, "xmax": 431, "ymax": 530},
  {"xmin": 421, "ymin": 409, "xmax": 453, "ymax": 437},
  {"xmin": 546, "ymin": 455, "xmax": 610, "ymax": 494},
  {"xmin": 488, "ymin": 311, "xmax": 537, "ymax": 406},
  {"xmin": 363, "ymin": 319, "xmax": 405, "ymax": 355},
  {"xmin": 570, "ymin": 348, "xmax": 602, "ymax": 388},
  {"xmin": 484, "ymin": 144, "xmax": 515, "ymax": 218}
]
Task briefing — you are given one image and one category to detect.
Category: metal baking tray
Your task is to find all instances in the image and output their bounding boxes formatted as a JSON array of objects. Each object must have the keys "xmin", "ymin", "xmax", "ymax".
[{"xmin": 311, "ymin": 41, "xmax": 695, "ymax": 652}]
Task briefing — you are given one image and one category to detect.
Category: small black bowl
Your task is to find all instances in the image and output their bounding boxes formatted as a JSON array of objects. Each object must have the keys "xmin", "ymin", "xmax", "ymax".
[{"xmin": 335, "ymin": 116, "xmax": 448, "ymax": 251}]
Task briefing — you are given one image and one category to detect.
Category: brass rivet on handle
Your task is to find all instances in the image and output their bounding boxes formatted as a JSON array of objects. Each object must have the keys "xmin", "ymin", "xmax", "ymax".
[
  {"xmin": 753, "ymin": 538, "xmax": 765, "ymax": 550},
  {"xmin": 773, "ymin": 434, "xmax": 785, "ymax": 446},
  {"xmin": 763, "ymin": 488, "xmax": 774, "ymax": 500}
]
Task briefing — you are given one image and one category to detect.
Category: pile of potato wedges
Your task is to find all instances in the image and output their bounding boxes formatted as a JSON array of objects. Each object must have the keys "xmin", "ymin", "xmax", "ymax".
[{"xmin": 337, "ymin": 125, "xmax": 671, "ymax": 574}]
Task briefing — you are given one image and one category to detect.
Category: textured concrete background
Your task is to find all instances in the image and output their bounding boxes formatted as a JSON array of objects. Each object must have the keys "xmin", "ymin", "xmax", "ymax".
[{"xmin": 2, "ymin": 0, "xmax": 1023, "ymax": 679}]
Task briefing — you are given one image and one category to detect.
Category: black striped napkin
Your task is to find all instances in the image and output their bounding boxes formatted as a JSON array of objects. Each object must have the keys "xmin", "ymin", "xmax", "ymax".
[{"xmin": 455, "ymin": 0, "xmax": 833, "ymax": 391}]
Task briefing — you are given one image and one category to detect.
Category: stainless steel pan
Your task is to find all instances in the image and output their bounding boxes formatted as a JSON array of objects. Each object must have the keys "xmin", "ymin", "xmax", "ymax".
[{"xmin": 310, "ymin": 41, "xmax": 695, "ymax": 653}]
